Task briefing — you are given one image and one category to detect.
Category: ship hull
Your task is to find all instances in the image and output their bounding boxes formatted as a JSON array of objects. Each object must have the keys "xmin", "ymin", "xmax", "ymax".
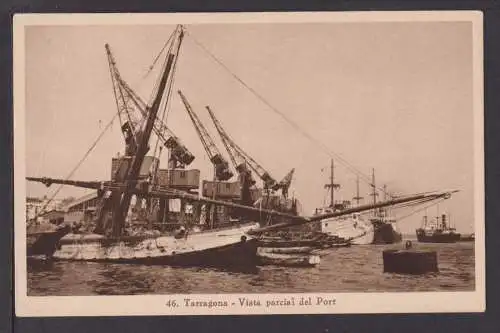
[
  {"xmin": 416, "ymin": 229, "xmax": 461, "ymax": 243},
  {"xmin": 372, "ymin": 221, "xmax": 402, "ymax": 244},
  {"xmin": 52, "ymin": 222, "xmax": 260, "ymax": 267},
  {"xmin": 320, "ymin": 217, "xmax": 374, "ymax": 245},
  {"xmin": 27, "ymin": 224, "xmax": 71, "ymax": 257}
]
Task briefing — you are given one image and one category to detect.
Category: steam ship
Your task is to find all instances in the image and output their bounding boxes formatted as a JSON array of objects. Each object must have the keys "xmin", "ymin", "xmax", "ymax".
[{"xmin": 416, "ymin": 213, "xmax": 461, "ymax": 243}]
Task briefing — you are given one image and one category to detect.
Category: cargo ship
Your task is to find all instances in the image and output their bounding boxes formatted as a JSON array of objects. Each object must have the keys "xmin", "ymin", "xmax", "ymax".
[{"xmin": 416, "ymin": 213, "xmax": 461, "ymax": 243}]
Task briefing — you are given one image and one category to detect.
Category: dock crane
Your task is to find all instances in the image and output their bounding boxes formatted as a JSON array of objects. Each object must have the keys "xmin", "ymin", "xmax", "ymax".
[
  {"xmin": 105, "ymin": 43, "xmax": 194, "ymax": 169},
  {"xmin": 177, "ymin": 91, "xmax": 233, "ymax": 181},
  {"xmin": 204, "ymin": 105, "xmax": 295, "ymax": 198}
]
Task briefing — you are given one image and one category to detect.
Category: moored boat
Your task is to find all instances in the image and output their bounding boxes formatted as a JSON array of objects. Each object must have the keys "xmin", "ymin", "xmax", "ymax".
[
  {"xmin": 257, "ymin": 249, "xmax": 320, "ymax": 267},
  {"xmin": 257, "ymin": 231, "xmax": 351, "ymax": 248},
  {"xmin": 27, "ymin": 221, "xmax": 71, "ymax": 257},
  {"xmin": 257, "ymin": 246, "xmax": 314, "ymax": 255},
  {"xmin": 54, "ymin": 222, "xmax": 259, "ymax": 266}
]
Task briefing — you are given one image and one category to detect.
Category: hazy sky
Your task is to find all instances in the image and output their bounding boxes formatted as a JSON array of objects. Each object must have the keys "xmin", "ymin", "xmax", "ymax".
[{"xmin": 24, "ymin": 21, "xmax": 476, "ymax": 233}]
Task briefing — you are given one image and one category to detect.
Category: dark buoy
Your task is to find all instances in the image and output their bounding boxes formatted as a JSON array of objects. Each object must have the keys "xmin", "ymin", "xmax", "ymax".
[{"xmin": 383, "ymin": 240, "xmax": 438, "ymax": 274}]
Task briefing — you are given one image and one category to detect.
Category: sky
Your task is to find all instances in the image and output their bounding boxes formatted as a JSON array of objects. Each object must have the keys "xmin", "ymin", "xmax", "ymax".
[{"xmin": 24, "ymin": 21, "xmax": 477, "ymax": 233}]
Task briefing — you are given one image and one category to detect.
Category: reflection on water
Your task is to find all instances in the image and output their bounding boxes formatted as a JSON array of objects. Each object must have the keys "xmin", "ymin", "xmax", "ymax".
[{"xmin": 27, "ymin": 240, "xmax": 475, "ymax": 295}]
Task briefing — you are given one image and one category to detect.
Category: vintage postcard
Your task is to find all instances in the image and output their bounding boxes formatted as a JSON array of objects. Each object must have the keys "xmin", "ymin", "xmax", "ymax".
[{"xmin": 14, "ymin": 11, "xmax": 485, "ymax": 316}]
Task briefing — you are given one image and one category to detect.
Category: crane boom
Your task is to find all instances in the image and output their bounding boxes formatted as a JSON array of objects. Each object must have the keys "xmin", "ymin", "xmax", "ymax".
[
  {"xmin": 275, "ymin": 168, "xmax": 295, "ymax": 198},
  {"xmin": 204, "ymin": 105, "xmax": 277, "ymax": 190},
  {"xmin": 204, "ymin": 105, "xmax": 295, "ymax": 196},
  {"xmin": 178, "ymin": 91, "xmax": 233, "ymax": 181},
  {"xmin": 105, "ymin": 44, "xmax": 194, "ymax": 167},
  {"xmin": 205, "ymin": 106, "xmax": 247, "ymax": 172}
]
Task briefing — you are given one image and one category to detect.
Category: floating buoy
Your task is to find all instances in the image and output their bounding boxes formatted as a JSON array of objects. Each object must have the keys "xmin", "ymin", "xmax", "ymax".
[{"xmin": 383, "ymin": 241, "xmax": 438, "ymax": 274}]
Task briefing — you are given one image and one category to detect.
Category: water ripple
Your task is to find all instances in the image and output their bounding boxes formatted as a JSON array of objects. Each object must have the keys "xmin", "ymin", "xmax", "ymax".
[{"xmin": 27, "ymin": 241, "xmax": 475, "ymax": 295}]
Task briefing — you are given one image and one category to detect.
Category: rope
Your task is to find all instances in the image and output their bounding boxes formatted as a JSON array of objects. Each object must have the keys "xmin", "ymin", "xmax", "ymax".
[
  {"xmin": 393, "ymin": 198, "xmax": 447, "ymax": 223},
  {"xmin": 184, "ymin": 29, "xmax": 389, "ymax": 195},
  {"xmin": 143, "ymin": 30, "xmax": 176, "ymax": 79},
  {"xmin": 35, "ymin": 112, "xmax": 119, "ymax": 218},
  {"xmin": 153, "ymin": 38, "xmax": 180, "ymax": 159}
]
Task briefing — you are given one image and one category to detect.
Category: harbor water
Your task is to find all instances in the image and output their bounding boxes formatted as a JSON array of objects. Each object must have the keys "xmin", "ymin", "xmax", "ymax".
[{"xmin": 27, "ymin": 238, "xmax": 475, "ymax": 295}]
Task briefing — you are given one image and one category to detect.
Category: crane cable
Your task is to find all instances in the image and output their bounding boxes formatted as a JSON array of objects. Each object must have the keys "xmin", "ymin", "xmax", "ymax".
[
  {"xmin": 33, "ymin": 112, "xmax": 120, "ymax": 220},
  {"xmin": 184, "ymin": 29, "xmax": 388, "ymax": 195},
  {"xmin": 393, "ymin": 197, "xmax": 448, "ymax": 223}
]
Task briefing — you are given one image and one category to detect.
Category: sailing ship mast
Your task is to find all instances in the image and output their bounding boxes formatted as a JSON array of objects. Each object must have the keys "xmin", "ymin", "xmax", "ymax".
[
  {"xmin": 370, "ymin": 168, "xmax": 379, "ymax": 216},
  {"xmin": 353, "ymin": 175, "xmax": 363, "ymax": 207},
  {"xmin": 324, "ymin": 159, "xmax": 340, "ymax": 209}
]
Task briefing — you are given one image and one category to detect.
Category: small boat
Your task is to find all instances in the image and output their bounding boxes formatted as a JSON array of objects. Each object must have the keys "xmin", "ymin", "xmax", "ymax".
[
  {"xmin": 257, "ymin": 237, "xmax": 323, "ymax": 248},
  {"xmin": 321, "ymin": 237, "xmax": 351, "ymax": 248},
  {"xmin": 257, "ymin": 231, "xmax": 350, "ymax": 249},
  {"xmin": 257, "ymin": 246, "xmax": 314, "ymax": 255},
  {"xmin": 257, "ymin": 249, "xmax": 320, "ymax": 267},
  {"xmin": 416, "ymin": 213, "xmax": 461, "ymax": 243}
]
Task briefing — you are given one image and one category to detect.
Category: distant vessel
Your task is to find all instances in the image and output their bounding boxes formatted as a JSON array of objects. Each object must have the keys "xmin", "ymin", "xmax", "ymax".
[
  {"xmin": 416, "ymin": 213, "xmax": 461, "ymax": 243},
  {"xmin": 459, "ymin": 224, "xmax": 474, "ymax": 242},
  {"xmin": 459, "ymin": 233, "xmax": 475, "ymax": 242}
]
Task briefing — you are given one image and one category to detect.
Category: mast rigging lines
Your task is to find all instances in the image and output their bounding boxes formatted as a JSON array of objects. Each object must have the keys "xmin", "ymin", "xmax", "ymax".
[{"xmin": 183, "ymin": 28, "xmax": 390, "ymax": 196}]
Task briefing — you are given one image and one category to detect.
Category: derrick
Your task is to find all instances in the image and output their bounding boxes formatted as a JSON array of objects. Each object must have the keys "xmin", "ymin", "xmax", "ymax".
[
  {"xmin": 105, "ymin": 38, "xmax": 194, "ymax": 170},
  {"xmin": 178, "ymin": 90, "xmax": 233, "ymax": 181},
  {"xmin": 204, "ymin": 105, "xmax": 295, "ymax": 198},
  {"xmin": 96, "ymin": 25, "xmax": 186, "ymax": 236}
]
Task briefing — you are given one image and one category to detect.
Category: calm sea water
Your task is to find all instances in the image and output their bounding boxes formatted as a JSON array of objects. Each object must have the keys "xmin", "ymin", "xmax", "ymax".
[{"xmin": 27, "ymin": 238, "xmax": 475, "ymax": 295}]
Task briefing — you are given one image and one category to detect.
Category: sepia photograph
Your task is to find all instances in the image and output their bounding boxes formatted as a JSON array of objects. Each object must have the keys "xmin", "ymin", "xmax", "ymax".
[{"xmin": 14, "ymin": 12, "xmax": 484, "ymax": 316}]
